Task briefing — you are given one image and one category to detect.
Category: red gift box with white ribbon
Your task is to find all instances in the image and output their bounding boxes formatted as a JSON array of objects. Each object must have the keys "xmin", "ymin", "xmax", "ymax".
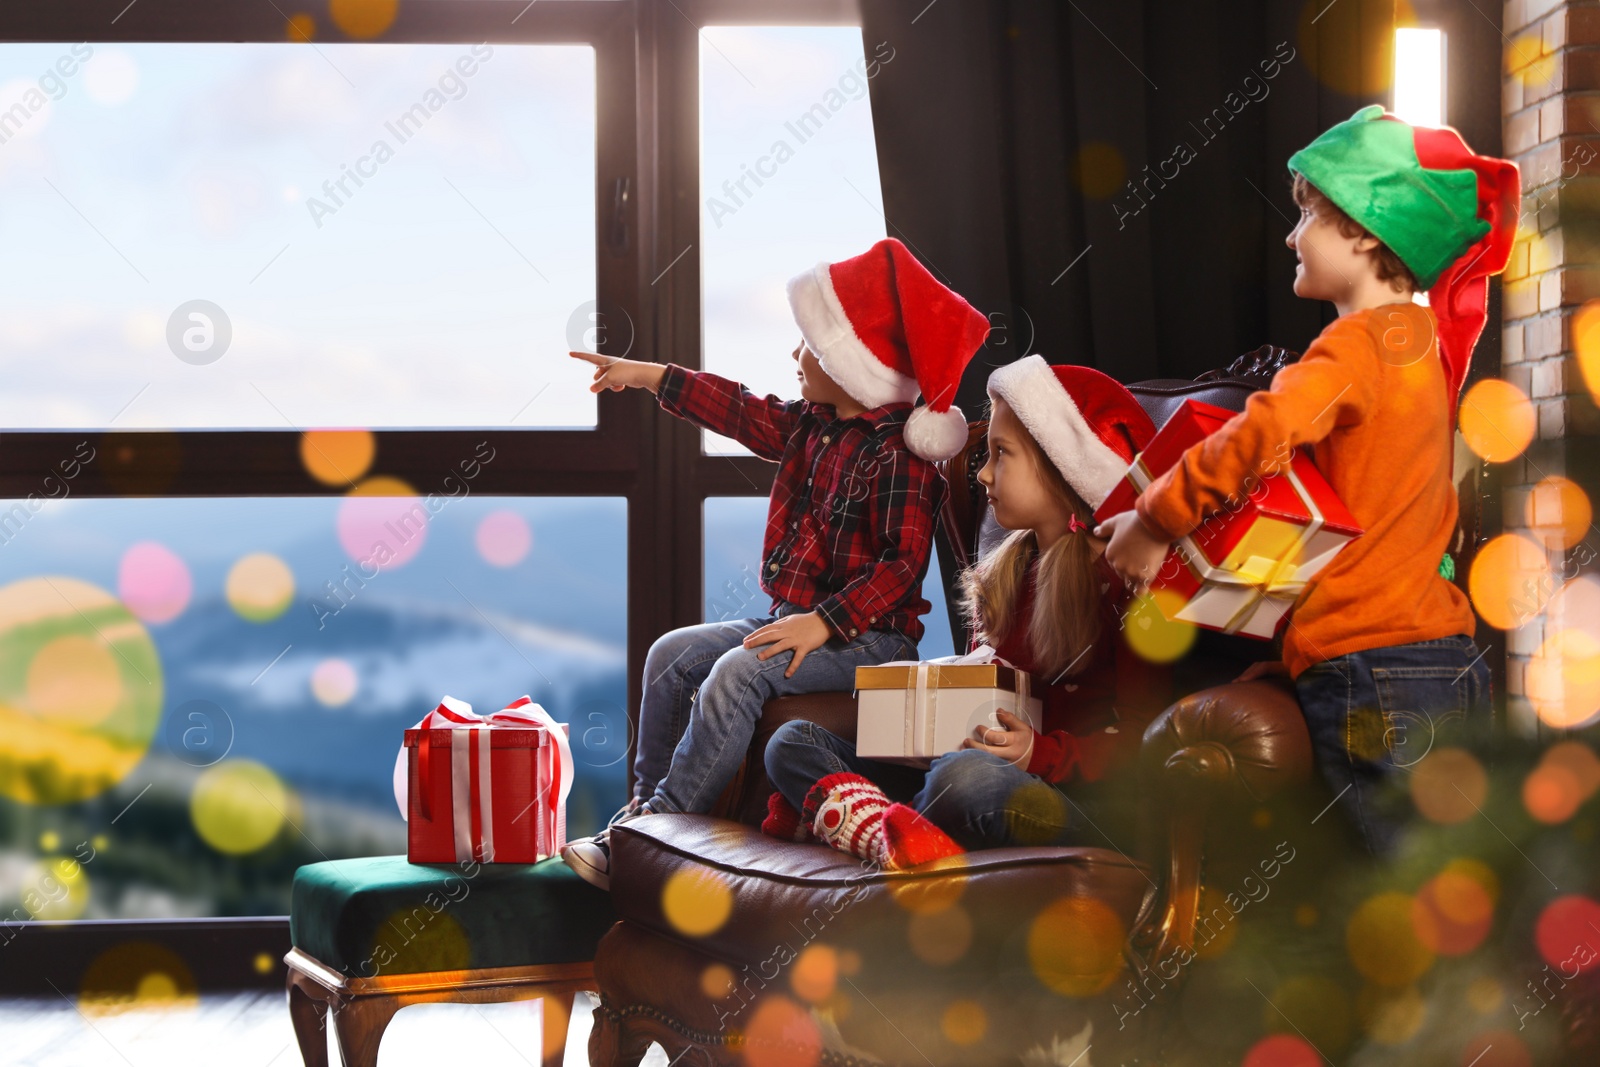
[
  {"xmin": 393, "ymin": 695, "xmax": 572, "ymax": 865},
  {"xmin": 1094, "ymin": 398, "xmax": 1363, "ymax": 640}
]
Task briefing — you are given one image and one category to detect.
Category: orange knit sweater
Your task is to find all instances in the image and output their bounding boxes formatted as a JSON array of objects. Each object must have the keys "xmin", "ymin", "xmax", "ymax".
[{"xmin": 1134, "ymin": 301, "xmax": 1477, "ymax": 679}]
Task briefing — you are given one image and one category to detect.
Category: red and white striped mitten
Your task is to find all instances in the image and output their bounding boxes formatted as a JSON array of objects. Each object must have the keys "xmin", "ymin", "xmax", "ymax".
[
  {"xmin": 760, "ymin": 791, "xmax": 814, "ymax": 843},
  {"xmin": 804, "ymin": 773, "xmax": 892, "ymax": 866}
]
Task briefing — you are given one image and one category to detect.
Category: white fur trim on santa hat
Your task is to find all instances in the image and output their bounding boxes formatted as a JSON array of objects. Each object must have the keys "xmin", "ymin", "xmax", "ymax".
[
  {"xmin": 987, "ymin": 354, "xmax": 1127, "ymax": 508},
  {"xmin": 903, "ymin": 402, "xmax": 969, "ymax": 462},
  {"xmin": 787, "ymin": 262, "xmax": 919, "ymax": 410}
]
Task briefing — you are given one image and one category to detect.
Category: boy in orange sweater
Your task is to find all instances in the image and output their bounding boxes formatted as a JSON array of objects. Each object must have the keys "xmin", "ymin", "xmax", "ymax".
[{"xmin": 1097, "ymin": 106, "xmax": 1519, "ymax": 854}]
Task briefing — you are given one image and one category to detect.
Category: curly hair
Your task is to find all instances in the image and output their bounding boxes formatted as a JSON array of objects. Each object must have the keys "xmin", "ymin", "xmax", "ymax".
[{"xmin": 1291, "ymin": 173, "xmax": 1421, "ymax": 293}]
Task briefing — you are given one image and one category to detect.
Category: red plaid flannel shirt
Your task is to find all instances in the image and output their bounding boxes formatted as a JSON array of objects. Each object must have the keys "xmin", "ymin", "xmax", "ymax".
[{"xmin": 658, "ymin": 364, "xmax": 946, "ymax": 644}]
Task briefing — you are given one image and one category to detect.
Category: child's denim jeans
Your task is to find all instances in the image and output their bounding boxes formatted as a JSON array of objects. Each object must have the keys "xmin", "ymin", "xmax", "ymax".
[
  {"xmin": 1293, "ymin": 634, "xmax": 1492, "ymax": 856},
  {"xmin": 632, "ymin": 605, "xmax": 918, "ymax": 816}
]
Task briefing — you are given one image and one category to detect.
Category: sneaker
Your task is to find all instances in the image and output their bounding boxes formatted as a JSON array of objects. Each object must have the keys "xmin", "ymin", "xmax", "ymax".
[{"xmin": 561, "ymin": 801, "xmax": 651, "ymax": 891}]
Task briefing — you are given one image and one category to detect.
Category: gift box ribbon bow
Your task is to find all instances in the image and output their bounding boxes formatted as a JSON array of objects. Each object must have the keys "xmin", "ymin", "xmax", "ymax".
[{"xmin": 392, "ymin": 695, "xmax": 573, "ymax": 862}]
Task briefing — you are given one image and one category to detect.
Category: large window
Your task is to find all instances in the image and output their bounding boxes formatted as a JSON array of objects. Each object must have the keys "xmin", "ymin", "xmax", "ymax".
[{"xmin": 0, "ymin": 42, "xmax": 597, "ymax": 430}]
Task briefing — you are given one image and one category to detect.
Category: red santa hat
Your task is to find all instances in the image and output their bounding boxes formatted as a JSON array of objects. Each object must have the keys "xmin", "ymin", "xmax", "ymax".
[
  {"xmin": 986, "ymin": 355, "xmax": 1155, "ymax": 509},
  {"xmin": 787, "ymin": 237, "xmax": 989, "ymax": 461}
]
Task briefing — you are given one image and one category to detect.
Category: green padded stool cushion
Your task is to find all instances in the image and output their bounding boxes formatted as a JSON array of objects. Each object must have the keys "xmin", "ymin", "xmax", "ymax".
[{"xmin": 290, "ymin": 855, "xmax": 615, "ymax": 977}]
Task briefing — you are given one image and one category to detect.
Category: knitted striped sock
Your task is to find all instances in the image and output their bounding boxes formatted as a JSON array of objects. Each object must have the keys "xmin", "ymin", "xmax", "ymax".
[
  {"xmin": 760, "ymin": 791, "xmax": 813, "ymax": 843},
  {"xmin": 882, "ymin": 802, "xmax": 965, "ymax": 868},
  {"xmin": 804, "ymin": 773, "xmax": 890, "ymax": 866}
]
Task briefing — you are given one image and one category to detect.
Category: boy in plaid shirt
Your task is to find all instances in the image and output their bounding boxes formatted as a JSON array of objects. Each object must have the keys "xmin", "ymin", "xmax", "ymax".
[{"xmin": 563, "ymin": 238, "xmax": 989, "ymax": 888}]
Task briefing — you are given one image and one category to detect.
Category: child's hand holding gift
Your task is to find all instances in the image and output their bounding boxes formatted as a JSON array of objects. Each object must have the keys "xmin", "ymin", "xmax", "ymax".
[
  {"xmin": 743, "ymin": 611, "xmax": 835, "ymax": 679},
  {"xmin": 1095, "ymin": 510, "xmax": 1173, "ymax": 594},
  {"xmin": 960, "ymin": 709, "xmax": 1036, "ymax": 769}
]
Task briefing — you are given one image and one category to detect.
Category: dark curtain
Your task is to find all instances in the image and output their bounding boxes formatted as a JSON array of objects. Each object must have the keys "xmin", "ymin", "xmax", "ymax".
[{"xmin": 860, "ymin": 0, "xmax": 1404, "ymax": 410}]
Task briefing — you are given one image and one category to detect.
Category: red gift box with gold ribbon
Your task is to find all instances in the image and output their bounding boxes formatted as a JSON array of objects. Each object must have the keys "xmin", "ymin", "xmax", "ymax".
[
  {"xmin": 394, "ymin": 695, "xmax": 572, "ymax": 865},
  {"xmin": 1094, "ymin": 399, "xmax": 1363, "ymax": 640}
]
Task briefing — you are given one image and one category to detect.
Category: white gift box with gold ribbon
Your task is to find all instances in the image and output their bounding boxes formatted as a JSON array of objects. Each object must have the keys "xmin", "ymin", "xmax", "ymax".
[{"xmin": 854, "ymin": 646, "xmax": 1043, "ymax": 766}]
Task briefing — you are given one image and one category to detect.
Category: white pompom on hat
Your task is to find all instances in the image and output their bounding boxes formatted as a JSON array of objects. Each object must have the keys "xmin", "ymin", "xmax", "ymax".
[
  {"xmin": 786, "ymin": 237, "xmax": 989, "ymax": 461},
  {"xmin": 986, "ymin": 355, "xmax": 1156, "ymax": 509}
]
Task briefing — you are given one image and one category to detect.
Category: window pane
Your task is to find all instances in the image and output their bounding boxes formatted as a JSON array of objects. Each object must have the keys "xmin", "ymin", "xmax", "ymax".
[
  {"xmin": 698, "ymin": 27, "xmax": 887, "ymax": 454},
  {"xmin": 703, "ymin": 495, "xmax": 953, "ymax": 657},
  {"xmin": 0, "ymin": 492, "xmax": 627, "ymax": 917},
  {"xmin": 0, "ymin": 43, "xmax": 596, "ymax": 430}
]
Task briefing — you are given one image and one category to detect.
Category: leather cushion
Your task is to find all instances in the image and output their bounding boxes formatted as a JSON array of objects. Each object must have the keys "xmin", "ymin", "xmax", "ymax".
[
  {"xmin": 290, "ymin": 855, "xmax": 615, "ymax": 976},
  {"xmin": 609, "ymin": 815, "xmax": 1153, "ymax": 981}
]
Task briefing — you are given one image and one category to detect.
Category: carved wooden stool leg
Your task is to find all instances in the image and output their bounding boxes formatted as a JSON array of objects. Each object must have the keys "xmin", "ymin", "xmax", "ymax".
[
  {"xmin": 587, "ymin": 1002, "xmax": 652, "ymax": 1067},
  {"xmin": 540, "ymin": 990, "xmax": 577, "ymax": 1067},
  {"xmin": 330, "ymin": 994, "xmax": 400, "ymax": 1067},
  {"xmin": 286, "ymin": 976, "xmax": 330, "ymax": 1067}
]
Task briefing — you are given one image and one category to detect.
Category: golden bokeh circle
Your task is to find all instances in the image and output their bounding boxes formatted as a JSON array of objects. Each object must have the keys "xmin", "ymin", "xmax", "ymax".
[
  {"xmin": 79, "ymin": 942, "xmax": 198, "ymax": 1014},
  {"xmin": 941, "ymin": 999, "xmax": 988, "ymax": 1046},
  {"xmin": 1124, "ymin": 588, "xmax": 1198, "ymax": 664},
  {"xmin": 1355, "ymin": 983, "xmax": 1426, "ymax": 1045},
  {"xmin": 661, "ymin": 868, "xmax": 733, "ymax": 938},
  {"xmin": 1526, "ymin": 628, "xmax": 1600, "ymax": 730},
  {"xmin": 0, "ymin": 576, "xmax": 163, "ymax": 805},
  {"xmin": 329, "ymin": 0, "xmax": 398, "ymax": 39},
  {"xmin": 370, "ymin": 908, "xmax": 471, "ymax": 973},
  {"xmin": 1026, "ymin": 896, "xmax": 1125, "ymax": 997},
  {"xmin": 700, "ymin": 963, "xmax": 735, "ymax": 999},
  {"xmin": 1575, "ymin": 299, "xmax": 1600, "ymax": 405},
  {"xmin": 285, "ymin": 12, "xmax": 316, "ymax": 41},
  {"xmin": 300, "ymin": 429, "xmax": 375, "ymax": 486},
  {"xmin": 1525, "ymin": 476, "xmax": 1592, "ymax": 552},
  {"xmin": 1072, "ymin": 142, "xmax": 1126, "ymax": 200},
  {"xmin": 1459, "ymin": 379, "xmax": 1536, "ymax": 464},
  {"xmin": 226, "ymin": 552, "xmax": 295, "ymax": 622},
  {"xmin": 1468, "ymin": 533, "xmax": 1550, "ymax": 630},
  {"xmin": 1410, "ymin": 747, "xmax": 1488, "ymax": 824},
  {"xmin": 1347, "ymin": 893, "xmax": 1435, "ymax": 987},
  {"xmin": 790, "ymin": 944, "xmax": 837, "ymax": 1003},
  {"xmin": 190, "ymin": 759, "xmax": 289, "ymax": 855}
]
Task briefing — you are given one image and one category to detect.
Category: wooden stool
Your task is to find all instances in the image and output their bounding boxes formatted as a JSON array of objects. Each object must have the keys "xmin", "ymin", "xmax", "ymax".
[{"xmin": 285, "ymin": 855, "xmax": 615, "ymax": 1067}]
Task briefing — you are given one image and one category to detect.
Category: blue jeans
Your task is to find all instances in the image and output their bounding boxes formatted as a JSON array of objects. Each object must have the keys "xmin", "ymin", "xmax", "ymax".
[
  {"xmin": 765, "ymin": 721, "xmax": 1100, "ymax": 850},
  {"xmin": 637, "ymin": 612, "xmax": 917, "ymax": 815},
  {"xmin": 1294, "ymin": 634, "xmax": 1492, "ymax": 856}
]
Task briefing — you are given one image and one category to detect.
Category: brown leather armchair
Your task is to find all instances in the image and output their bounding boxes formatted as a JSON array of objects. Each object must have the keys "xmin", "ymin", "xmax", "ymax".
[{"xmin": 587, "ymin": 356, "xmax": 1321, "ymax": 1066}]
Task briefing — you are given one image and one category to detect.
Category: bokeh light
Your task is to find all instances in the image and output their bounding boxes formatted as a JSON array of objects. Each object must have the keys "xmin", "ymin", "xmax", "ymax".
[
  {"xmin": 79, "ymin": 942, "xmax": 198, "ymax": 1014},
  {"xmin": 941, "ymin": 999, "xmax": 987, "ymax": 1046},
  {"xmin": 311, "ymin": 658, "xmax": 359, "ymax": 707},
  {"xmin": 1534, "ymin": 895, "xmax": 1600, "ymax": 975},
  {"xmin": 1468, "ymin": 534, "xmax": 1550, "ymax": 630},
  {"xmin": 21, "ymin": 856, "xmax": 90, "ymax": 920},
  {"xmin": 1525, "ymin": 476, "xmax": 1592, "ymax": 551},
  {"xmin": 1125, "ymin": 588, "xmax": 1198, "ymax": 664},
  {"xmin": 26, "ymin": 634, "xmax": 122, "ymax": 728},
  {"xmin": 372, "ymin": 908, "xmax": 471, "ymax": 973},
  {"xmin": 1071, "ymin": 142, "xmax": 1125, "ymax": 199},
  {"xmin": 117, "ymin": 541, "xmax": 193, "ymax": 624},
  {"xmin": 1347, "ymin": 892, "xmax": 1435, "ymax": 987},
  {"xmin": 190, "ymin": 759, "xmax": 289, "ymax": 855},
  {"xmin": 790, "ymin": 944, "xmax": 837, "ymax": 1003},
  {"xmin": 743, "ymin": 994, "xmax": 821, "ymax": 1067},
  {"xmin": 0, "ymin": 576, "xmax": 163, "ymax": 805},
  {"xmin": 300, "ymin": 429, "xmax": 375, "ymax": 486},
  {"xmin": 225, "ymin": 552, "xmax": 295, "ymax": 622},
  {"xmin": 1461, "ymin": 1028, "xmax": 1532, "ymax": 1067},
  {"xmin": 1264, "ymin": 975, "xmax": 1349, "ymax": 1051},
  {"xmin": 1524, "ymin": 761, "xmax": 1584, "ymax": 824},
  {"xmin": 887, "ymin": 864, "xmax": 965, "ymax": 914},
  {"xmin": 337, "ymin": 476, "xmax": 428, "ymax": 569},
  {"xmin": 1525, "ymin": 628, "xmax": 1600, "ymax": 729},
  {"xmin": 329, "ymin": 0, "xmax": 399, "ymax": 39},
  {"xmin": 1411, "ymin": 869, "xmax": 1493, "ymax": 956},
  {"xmin": 1466, "ymin": 977, "xmax": 1502, "ymax": 1015},
  {"xmin": 1410, "ymin": 747, "xmax": 1488, "ymax": 824},
  {"xmin": 661, "ymin": 868, "xmax": 733, "ymax": 938},
  {"xmin": 1356, "ymin": 983, "xmax": 1426, "ymax": 1044},
  {"xmin": 285, "ymin": 12, "xmax": 316, "ymax": 41},
  {"xmin": 908, "ymin": 903, "xmax": 972, "ymax": 966},
  {"xmin": 1459, "ymin": 378, "xmax": 1536, "ymax": 463},
  {"xmin": 1241, "ymin": 1032, "xmax": 1320, "ymax": 1067},
  {"xmin": 1027, "ymin": 896, "xmax": 1124, "ymax": 997},
  {"xmin": 1540, "ymin": 740, "xmax": 1600, "ymax": 798},
  {"xmin": 476, "ymin": 510, "xmax": 533, "ymax": 568},
  {"xmin": 1576, "ymin": 299, "xmax": 1600, "ymax": 405},
  {"xmin": 701, "ymin": 963, "xmax": 735, "ymax": 999}
]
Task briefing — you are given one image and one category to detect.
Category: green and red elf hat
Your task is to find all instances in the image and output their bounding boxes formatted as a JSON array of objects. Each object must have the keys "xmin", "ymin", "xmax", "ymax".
[{"xmin": 1288, "ymin": 104, "xmax": 1521, "ymax": 426}]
